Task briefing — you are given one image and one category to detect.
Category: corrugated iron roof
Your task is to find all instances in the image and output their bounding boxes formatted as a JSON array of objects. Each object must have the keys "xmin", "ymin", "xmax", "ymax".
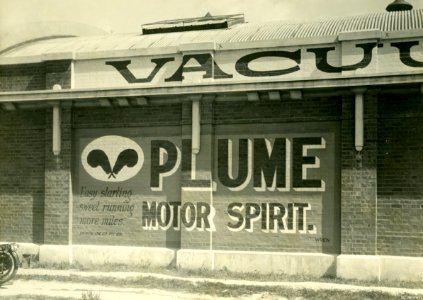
[{"xmin": 1, "ymin": 9, "xmax": 422, "ymax": 59}]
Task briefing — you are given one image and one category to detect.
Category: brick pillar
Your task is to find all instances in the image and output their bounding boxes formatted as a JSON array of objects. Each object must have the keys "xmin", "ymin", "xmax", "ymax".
[
  {"xmin": 341, "ymin": 92, "xmax": 378, "ymax": 254},
  {"xmin": 44, "ymin": 104, "xmax": 72, "ymax": 244},
  {"xmin": 180, "ymin": 96, "xmax": 215, "ymax": 250}
]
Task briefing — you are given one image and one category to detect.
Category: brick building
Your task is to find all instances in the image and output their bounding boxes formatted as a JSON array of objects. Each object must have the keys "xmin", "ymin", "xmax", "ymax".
[{"xmin": 0, "ymin": 4, "xmax": 422, "ymax": 281}]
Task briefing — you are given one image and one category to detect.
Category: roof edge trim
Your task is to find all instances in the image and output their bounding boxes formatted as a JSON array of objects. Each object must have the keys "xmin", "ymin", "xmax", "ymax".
[{"xmin": 338, "ymin": 30, "xmax": 384, "ymax": 41}]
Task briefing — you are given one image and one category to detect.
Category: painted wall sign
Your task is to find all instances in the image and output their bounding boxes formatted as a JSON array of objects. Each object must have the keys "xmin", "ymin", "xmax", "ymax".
[
  {"xmin": 80, "ymin": 136, "xmax": 325, "ymax": 192},
  {"xmin": 73, "ymin": 123, "xmax": 339, "ymax": 253},
  {"xmin": 81, "ymin": 135, "xmax": 144, "ymax": 182},
  {"xmin": 74, "ymin": 39, "xmax": 423, "ymax": 89}
]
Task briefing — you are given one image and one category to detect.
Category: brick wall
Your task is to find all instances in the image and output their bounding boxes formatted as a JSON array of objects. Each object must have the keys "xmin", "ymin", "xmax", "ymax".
[
  {"xmin": 0, "ymin": 63, "xmax": 46, "ymax": 91},
  {"xmin": 214, "ymin": 97, "xmax": 341, "ymax": 125},
  {"xmin": 44, "ymin": 105, "xmax": 72, "ymax": 244},
  {"xmin": 339, "ymin": 91, "xmax": 423, "ymax": 257},
  {"xmin": 70, "ymin": 97, "xmax": 342, "ymax": 252},
  {"xmin": 0, "ymin": 109, "xmax": 46, "ymax": 243},
  {"xmin": 340, "ymin": 93, "xmax": 378, "ymax": 255},
  {"xmin": 45, "ymin": 61, "xmax": 72, "ymax": 90},
  {"xmin": 212, "ymin": 97, "xmax": 342, "ymax": 253},
  {"xmin": 72, "ymin": 104, "xmax": 183, "ymax": 248},
  {"xmin": 377, "ymin": 94, "xmax": 423, "ymax": 256},
  {"xmin": 0, "ymin": 60, "xmax": 71, "ymax": 92},
  {"xmin": 180, "ymin": 99, "xmax": 215, "ymax": 250},
  {"xmin": 73, "ymin": 104, "xmax": 182, "ymax": 128},
  {"xmin": 0, "ymin": 103, "xmax": 73, "ymax": 245},
  {"xmin": 1, "ymin": 78, "xmax": 420, "ymax": 256}
]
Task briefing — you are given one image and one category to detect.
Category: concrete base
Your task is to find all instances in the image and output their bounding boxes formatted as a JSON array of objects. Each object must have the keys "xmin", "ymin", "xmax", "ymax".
[
  {"xmin": 336, "ymin": 255, "xmax": 380, "ymax": 281},
  {"xmin": 337, "ymin": 255, "xmax": 423, "ymax": 282},
  {"xmin": 72, "ymin": 245, "xmax": 176, "ymax": 268},
  {"xmin": 6, "ymin": 243, "xmax": 422, "ymax": 282},
  {"xmin": 178, "ymin": 250, "xmax": 337, "ymax": 277},
  {"xmin": 39, "ymin": 245, "xmax": 70, "ymax": 265},
  {"xmin": 379, "ymin": 256, "xmax": 423, "ymax": 282},
  {"xmin": 39, "ymin": 245, "xmax": 176, "ymax": 268},
  {"xmin": 176, "ymin": 249, "xmax": 214, "ymax": 271},
  {"xmin": 16, "ymin": 243, "xmax": 40, "ymax": 256}
]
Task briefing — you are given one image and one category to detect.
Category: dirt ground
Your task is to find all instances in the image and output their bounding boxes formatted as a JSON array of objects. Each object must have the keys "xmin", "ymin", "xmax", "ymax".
[
  {"xmin": 0, "ymin": 279, "xmax": 282, "ymax": 300},
  {"xmin": 1, "ymin": 269, "xmax": 423, "ymax": 300}
]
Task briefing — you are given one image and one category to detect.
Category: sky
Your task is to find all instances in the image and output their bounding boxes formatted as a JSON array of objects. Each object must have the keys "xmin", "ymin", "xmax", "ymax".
[{"xmin": 1, "ymin": 0, "xmax": 423, "ymax": 34}]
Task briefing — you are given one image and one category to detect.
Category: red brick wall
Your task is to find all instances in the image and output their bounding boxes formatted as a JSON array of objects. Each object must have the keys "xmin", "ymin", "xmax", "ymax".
[
  {"xmin": 1, "ymin": 59, "xmax": 422, "ymax": 257},
  {"xmin": 214, "ymin": 97, "xmax": 341, "ymax": 124},
  {"xmin": 211, "ymin": 98, "xmax": 342, "ymax": 253},
  {"xmin": 45, "ymin": 61, "xmax": 72, "ymax": 90},
  {"xmin": 70, "ymin": 97, "xmax": 342, "ymax": 253},
  {"xmin": 0, "ymin": 60, "xmax": 71, "ymax": 92},
  {"xmin": 0, "ymin": 63, "xmax": 46, "ymax": 91},
  {"xmin": 0, "ymin": 109, "xmax": 46, "ymax": 243},
  {"xmin": 72, "ymin": 105, "xmax": 183, "ymax": 248},
  {"xmin": 43, "ymin": 105, "xmax": 72, "ymax": 244},
  {"xmin": 73, "ymin": 104, "xmax": 182, "ymax": 128},
  {"xmin": 340, "ymin": 93, "xmax": 378, "ymax": 255},
  {"xmin": 377, "ymin": 94, "xmax": 423, "ymax": 256},
  {"xmin": 0, "ymin": 61, "xmax": 74, "ymax": 244}
]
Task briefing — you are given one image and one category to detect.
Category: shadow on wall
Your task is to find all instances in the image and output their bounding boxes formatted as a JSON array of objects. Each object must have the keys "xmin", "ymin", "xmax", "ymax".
[
  {"xmin": 0, "ymin": 109, "xmax": 46, "ymax": 244},
  {"xmin": 377, "ymin": 94, "xmax": 423, "ymax": 257}
]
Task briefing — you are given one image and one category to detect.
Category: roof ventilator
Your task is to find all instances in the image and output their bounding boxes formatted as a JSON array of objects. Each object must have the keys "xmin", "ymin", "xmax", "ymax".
[
  {"xmin": 386, "ymin": 0, "xmax": 413, "ymax": 12},
  {"xmin": 141, "ymin": 13, "xmax": 244, "ymax": 34}
]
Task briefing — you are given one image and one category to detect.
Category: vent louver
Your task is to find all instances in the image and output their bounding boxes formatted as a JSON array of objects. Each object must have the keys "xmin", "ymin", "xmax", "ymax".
[{"xmin": 141, "ymin": 13, "xmax": 245, "ymax": 34}]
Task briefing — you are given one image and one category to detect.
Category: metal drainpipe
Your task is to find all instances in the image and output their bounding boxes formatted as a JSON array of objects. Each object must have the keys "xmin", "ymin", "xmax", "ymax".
[
  {"xmin": 52, "ymin": 103, "xmax": 61, "ymax": 156},
  {"xmin": 353, "ymin": 88, "xmax": 366, "ymax": 152},
  {"xmin": 192, "ymin": 99, "xmax": 201, "ymax": 155},
  {"xmin": 52, "ymin": 84, "xmax": 62, "ymax": 156}
]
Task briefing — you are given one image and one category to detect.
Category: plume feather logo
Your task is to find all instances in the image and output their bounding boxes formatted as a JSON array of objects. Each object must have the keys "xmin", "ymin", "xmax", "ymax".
[{"xmin": 82, "ymin": 136, "xmax": 144, "ymax": 182}]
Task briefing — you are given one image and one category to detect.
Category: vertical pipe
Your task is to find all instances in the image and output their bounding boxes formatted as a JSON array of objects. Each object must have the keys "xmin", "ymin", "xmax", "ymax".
[
  {"xmin": 354, "ymin": 90, "xmax": 365, "ymax": 152},
  {"xmin": 68, "ymin": 175, "xmax": 73, "ymax": 265},
  {"xmin": 210, "ymin": 180, "xmax": 214, "ymax": 270},
  {"xmin": 70, "ymin": 60, "xmax": 75, "ymax": 89},
  {"xmin": 52, "ymin": 103, "xmax": 61, "ymax": 156},
  {"xmin": 192, "ymin": 99, "xmax": 201, "ymax": 154}
]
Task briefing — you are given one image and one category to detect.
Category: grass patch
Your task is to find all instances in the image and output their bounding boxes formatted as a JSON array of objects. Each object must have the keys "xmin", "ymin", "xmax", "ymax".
[
  {"xmin": 2, "ymin": 292, "xmax": 421, "ymax": 300},
  {"xmin": 2, "ymin": 290, "xmax": 421, "ymax": 300},
  {"xmin": 14, "ymin": 273, "xmax": 423, "ymax": 300},
  {"xmin": 0, "ymin": 293, "xmax": 100, "ymax": 300},
  {"xmin": 0, "ymin": 290, "xmax": 100, "ymax": 300},
  {"xmin": 0, "ymin": 296, "xmax": 72, "ymax": 300},
  {"xmin": 81, "ymin": 290, "xmax": 101, "ymax": 300}
]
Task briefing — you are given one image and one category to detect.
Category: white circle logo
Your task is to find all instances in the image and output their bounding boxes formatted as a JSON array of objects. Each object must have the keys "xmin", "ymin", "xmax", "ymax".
[{"xmin": 81, "ymin": 135, "xmax": 144, "ymax": 182}]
